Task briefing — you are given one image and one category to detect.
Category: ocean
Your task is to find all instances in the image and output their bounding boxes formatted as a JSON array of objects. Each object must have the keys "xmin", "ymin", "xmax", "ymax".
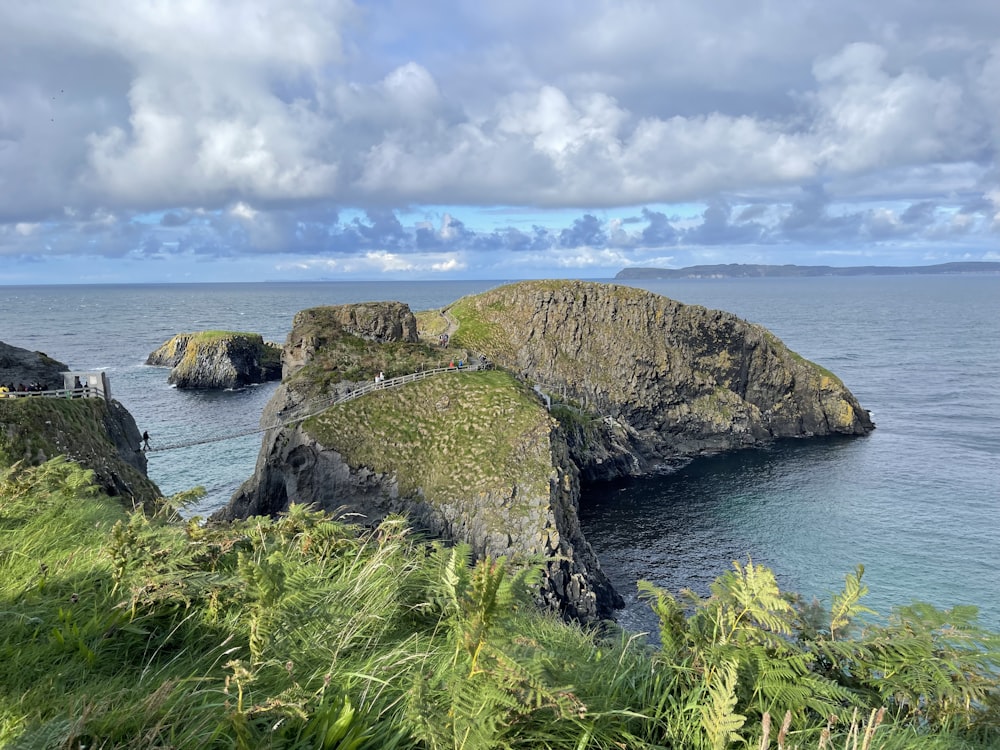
[{"xmin": 1, "ymin": 276, "xmax": 997, "ymax": 633}]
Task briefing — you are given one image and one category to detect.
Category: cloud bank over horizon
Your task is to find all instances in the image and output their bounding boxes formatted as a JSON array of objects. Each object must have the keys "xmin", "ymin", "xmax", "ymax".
[{"xmin": 2, "ymin": 1, "xmax": 1000, "ymax": 282}]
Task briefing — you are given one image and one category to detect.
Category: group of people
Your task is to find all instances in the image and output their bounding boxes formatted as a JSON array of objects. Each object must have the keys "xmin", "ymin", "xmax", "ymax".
[
  {"xmin": 0, "ymin": 381, "xmax": 48, "ymax": 397},
  {"xmin": 374, "ymin": 371, "xmax": 387, "ymax": 387}
]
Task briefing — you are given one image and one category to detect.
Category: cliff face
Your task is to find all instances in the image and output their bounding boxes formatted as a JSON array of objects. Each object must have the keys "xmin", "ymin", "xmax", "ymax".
[
  {"xmin": 274, "ymin": 302, "xmax": 431, "ymax": 421},
  {"xmin": 0, "ymin": 342, "xmax": 67, "ymax": 390},
  {"xmin": 282, "ymin": 302, "xmax": 419, "ymax": 379},
  {"xmin": 450, "ymin": 281, "xmax": 874, "ymax": 480},
  {"xmin": 0, "ymin": 341, "xmax": 161, "ymax": 508},
  {"xmin": 147, "ymin": 332, "xmax": 281, "ymax": 389},
  {"xmin": 219, "ymin": 370, "xmax": 622, "ymax": 622}
]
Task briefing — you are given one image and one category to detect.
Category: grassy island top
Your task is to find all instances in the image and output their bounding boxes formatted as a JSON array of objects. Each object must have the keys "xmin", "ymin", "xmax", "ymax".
[
  {"xmin": 2, "ymin": 457, "xmax": 999, "ymax": 748},
  {"xmin": 304, "ymin": 369, "xmax": 553, "ymax": 506}
]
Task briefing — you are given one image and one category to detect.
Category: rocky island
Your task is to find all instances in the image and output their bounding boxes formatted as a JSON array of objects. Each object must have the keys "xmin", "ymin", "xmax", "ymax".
[
  {"xmin": 215, "ymin": 280, "xmax": 874, "ymax": 622},
  {"xmin": 147, "ymin": 331, "xmax": 281, "ymax": 389}
]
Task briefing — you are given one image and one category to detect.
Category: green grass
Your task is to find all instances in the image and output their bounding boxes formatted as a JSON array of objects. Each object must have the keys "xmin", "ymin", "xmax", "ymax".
[
  {"xmin": 1, "ymin": 458, "xmax": 999, "ymax": 749},
  {"xmin": 189, "ymin": 330, "xmax": 261, "ymax": 343},
  {"xmin": 0, "ymin": 397, "xmax": 161, "ymax": 508},
  {"xmin": 447, "ymin": 298, "xmax": 515, "ymax": 360},
  {"xmin": 288, "ymin": 335, "xmax": 458, "ymax": 400},
  {"xmin": 303, "ymin": 370, "xmax": 553, "ymax": 520}
]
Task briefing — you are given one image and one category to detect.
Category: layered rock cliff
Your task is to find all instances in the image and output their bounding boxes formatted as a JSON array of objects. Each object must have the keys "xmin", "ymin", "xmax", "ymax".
[
  {"xmin": 0, "ymin": 341, "xmax": 161, "ymax": 508},
  {"xmin": 147, "ymin": 331, "xmax": 281, "ymax": 389},
  {"xmin": 449, "ymin": 280, "xmax": 874, "ymax": 480},
  {"xmin": 217, "ymin": 283, "xmax": 873, "ymax": 623}
]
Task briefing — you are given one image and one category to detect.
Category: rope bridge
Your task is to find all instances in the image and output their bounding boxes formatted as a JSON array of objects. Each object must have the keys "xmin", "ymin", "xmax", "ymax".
[{"xmin": 146, "ymin": 360, "xmax": 492, "ymax": 453}]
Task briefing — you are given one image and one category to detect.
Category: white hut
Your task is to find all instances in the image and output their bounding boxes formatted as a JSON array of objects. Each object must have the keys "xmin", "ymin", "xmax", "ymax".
[{"xmin": 62, "ymin": 371, "xmax": 111, "ymax": 400}]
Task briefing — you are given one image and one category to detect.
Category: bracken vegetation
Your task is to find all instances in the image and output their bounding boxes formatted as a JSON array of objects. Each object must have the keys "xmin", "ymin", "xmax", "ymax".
[{"xmin": 1, "ymin": 457, "xmax": 999, "ymax": 749}]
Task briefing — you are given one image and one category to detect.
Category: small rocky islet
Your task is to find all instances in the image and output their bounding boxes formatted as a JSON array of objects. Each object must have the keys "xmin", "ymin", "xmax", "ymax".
[
  {"xmin": 146, "ymin": 331, "xmax": 281, "ymax": 389},
  {"xmin": 213, "ymin": 280, "xmax": 874, "ymax": 622}
]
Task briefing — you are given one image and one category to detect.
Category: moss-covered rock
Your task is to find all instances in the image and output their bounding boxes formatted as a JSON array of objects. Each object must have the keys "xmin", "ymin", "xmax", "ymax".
[
  {"xmin": 0, "ymin": 397, "xmax": 161, "ymax": 509},
  {"xmin": 449, "ymin": 280, "xmax": 874, "ymax": 479},
  {"xmin": 147, "ymin": 331, "xmax": 281, "ymax": 389},
  {"xmin": 221, "ymin": 370, "xmax": 620, "ymax": 621},
  {"xmin": 283, "ymin": 302, "xmax": 419, "ymax": 378}
]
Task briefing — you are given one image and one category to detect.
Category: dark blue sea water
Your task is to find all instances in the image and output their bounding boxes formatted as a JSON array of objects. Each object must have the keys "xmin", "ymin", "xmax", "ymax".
[
  {"xmin": 585, "ymin": 275, "xmax": 1000, "ymax": 633},
  {"xmin": 1, "ymin": 276, "xmax": 997, "ymax": 632}
]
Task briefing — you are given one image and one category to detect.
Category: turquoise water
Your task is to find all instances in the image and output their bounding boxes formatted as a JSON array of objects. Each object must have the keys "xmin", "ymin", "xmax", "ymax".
[{"xmin": 2, "ymin": 276, "xmax": 997, "ymax": 630}]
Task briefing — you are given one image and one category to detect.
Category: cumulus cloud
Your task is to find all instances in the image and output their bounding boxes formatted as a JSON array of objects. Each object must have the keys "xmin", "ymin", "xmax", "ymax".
[{"xmin": 2, "ymin": 0, "xmax": 1000, "ymax": 277}]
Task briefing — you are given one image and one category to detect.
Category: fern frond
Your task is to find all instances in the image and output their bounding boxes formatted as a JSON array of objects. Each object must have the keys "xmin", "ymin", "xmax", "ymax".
[
  {"xmin": 828, "ymin": 565, "xmax": 876, "ymax": 640},
  {"xmin": 701, "ymin": 660, "xmax": 747, "ymax": 750},
  {"xmin": 638, "ymin": 579, "xmax": 689, "ymax": 659}
]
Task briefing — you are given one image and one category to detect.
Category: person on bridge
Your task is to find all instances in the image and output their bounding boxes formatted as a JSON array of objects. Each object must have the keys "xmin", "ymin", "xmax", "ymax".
[{"xmin": 141, "ymin": 431, "xmax": 151, "ymax": 451}]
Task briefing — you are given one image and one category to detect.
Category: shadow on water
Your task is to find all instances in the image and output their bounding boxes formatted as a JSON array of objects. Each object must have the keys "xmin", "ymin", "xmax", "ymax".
[{"xmin": 578, "ymin": 436, "xmax": 870, "ymax": 636}]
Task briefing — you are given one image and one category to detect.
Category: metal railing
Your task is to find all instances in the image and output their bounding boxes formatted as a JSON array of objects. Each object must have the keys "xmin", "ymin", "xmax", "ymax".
[{"xmin": 0, "ymin": 386, "xmax": 105, "ymax": 401}]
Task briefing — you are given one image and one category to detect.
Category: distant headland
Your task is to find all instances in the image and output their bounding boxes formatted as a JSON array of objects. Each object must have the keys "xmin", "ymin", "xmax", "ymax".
[{"xmin": 616, "ymin": 261, "xmax": 1000, "ymax": 279}]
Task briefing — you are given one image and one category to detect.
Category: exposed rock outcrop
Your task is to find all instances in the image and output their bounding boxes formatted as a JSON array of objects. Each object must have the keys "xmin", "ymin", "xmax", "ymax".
[
  {"xmin": 147, "ymin": 332, "xmax": 281, "ymax": 389},
  {"xmin": 282, "ymin": 302, "xmax": 419, "ymax": 379},
  {"xmin": 449, "ymin": 281, "xmax": 874, "ymax": 480},
  {"xmin": 216, "ymin": 282, "xmax": 874, "ymax": 623},
  {"xmin": 221, "ymin": 371, "xmax": 622, "ymax": 622},
  {"xmin": 0, "ymin": 341, "xmax": 161, "ymax": 508},
  {"xmin": 0, "ymin": 341, "xmax": 67, "ymax": 390}
]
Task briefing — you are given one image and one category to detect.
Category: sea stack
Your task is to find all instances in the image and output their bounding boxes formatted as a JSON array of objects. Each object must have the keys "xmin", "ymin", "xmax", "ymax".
[{"xmin": 147, "ymin": 331, "xmax": 282, "ymax": 389}]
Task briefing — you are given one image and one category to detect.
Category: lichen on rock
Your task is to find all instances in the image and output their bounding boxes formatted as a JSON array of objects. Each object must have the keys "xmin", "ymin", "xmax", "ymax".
[{"xmin": 147, "ymin": 331, "xmax": 281, "ymax": 390}]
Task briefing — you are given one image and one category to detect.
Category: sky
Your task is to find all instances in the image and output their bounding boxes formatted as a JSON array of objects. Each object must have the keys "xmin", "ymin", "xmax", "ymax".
[{"xmin": 3, "ymin": 1, "xmax": 1000, "ymax": 284}]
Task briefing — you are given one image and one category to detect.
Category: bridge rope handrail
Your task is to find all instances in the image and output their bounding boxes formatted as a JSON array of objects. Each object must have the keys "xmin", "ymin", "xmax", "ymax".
[{"xmin": 146, "ymin": 359, "xmax": 493, "ymax": 453}]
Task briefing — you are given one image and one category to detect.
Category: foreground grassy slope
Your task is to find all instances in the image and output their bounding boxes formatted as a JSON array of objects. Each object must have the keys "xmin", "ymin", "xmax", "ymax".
[{"xmin": 2, "ymin": 458, "xmax": 999, "ymax": 749}]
